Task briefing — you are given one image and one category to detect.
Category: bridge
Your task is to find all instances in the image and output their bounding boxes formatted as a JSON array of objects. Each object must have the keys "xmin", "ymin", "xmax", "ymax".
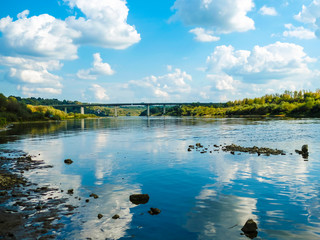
[{"xmin": 51, "ymin": 102, "xmax": 216, "ymax": 117}]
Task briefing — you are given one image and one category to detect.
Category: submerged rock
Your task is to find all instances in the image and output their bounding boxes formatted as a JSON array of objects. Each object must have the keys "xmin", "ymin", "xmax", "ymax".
[
  {"xmin": 148, "ymin": 208, "xmax": 161, "ymax": 215},
  {"xmin": 97, "ymin": 214, "xmax": 103, "ymax": 219},
  {"xmin": 222, "ymin": 144, "xmax": 285, "ymax": 156},
  {"xmin": 302, "ymin": 144, "xmax": 308, "ymax": 153},
  {"xmin": 129, "ymin": 194, "xmax": 149, "ymax": 205},
  {"xmin": 67, "ymin": 189, "xmax": 74, "ymax": 195},
  {"xmin": 296, "ymin": 144, "xmax": 309, "ymax": 159},
  {"xmin": 89, "ymin": 193, "xmax": 99, "ymax": 199},
  {"xmin": 112, "ymin": 214, "xmax": 120, "ymax": 219},
  {"xmin": 195, "ymin": 143, "xmax": 203, "ymax": 148},
  {"xmin": 241, "ymin": 219, "xmax": 258, "ymax": 239},
  {"xmin": 64, "ymin": 159, "xmax": 73, "ymax": 165}
]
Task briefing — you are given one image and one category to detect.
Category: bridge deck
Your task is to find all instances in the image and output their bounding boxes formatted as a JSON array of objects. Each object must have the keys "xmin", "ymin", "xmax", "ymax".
[{"xmin": 50, "ymin": 103, "xmax": 216, "ymax": 108}]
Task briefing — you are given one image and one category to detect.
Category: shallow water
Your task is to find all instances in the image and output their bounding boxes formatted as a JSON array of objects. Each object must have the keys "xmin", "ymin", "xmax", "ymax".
[{"xmin": 1, "ymin": 117, "xmax": 320, "ymax": 240}]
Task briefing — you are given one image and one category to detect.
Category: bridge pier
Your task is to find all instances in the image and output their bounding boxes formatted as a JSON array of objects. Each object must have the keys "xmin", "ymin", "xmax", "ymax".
[
  {"xmin": 114, "ymin": 106, "xmax": 118, "ymax": 117},
  {"xmin": 163, "ymin": 105, "xmax": 166, "ymax": 115},
  {"xmin": 64, "ymin": 107, "xmax": 67, "ymax": 114},
  {"xmin": 80, "ymin": 106, "xmax": 84, "ymax": 115},
  {"xmin": 147, "ymin": 105, "xmax": 150, "ymax": 117}
]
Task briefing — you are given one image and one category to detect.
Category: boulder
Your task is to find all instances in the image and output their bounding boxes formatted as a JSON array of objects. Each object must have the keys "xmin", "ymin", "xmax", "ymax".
[
  {"xmin": 112, "ymin": 214, "xmax": 120, "ymax": 219},
  {"xmin": 241, "ymin": 219, "xmax": 258, "ymax": 239},
  {"xmin": 67, "ymin": 189, "xmax": 74, "ymax": 195},
  {"xmin": 98, "ymin": 214, "xmax": 103, "ymax": 219},
  {"xmin": 90, "ymin": 193, "xmax": 99, "ymax": 199},
  {"xmin": 301, "ymin": 144, "xmax": 308, "ymax": 153},
  {"xmin": 148, "ymin": 208, "xmax": 161, "ymax": 215},
  {"xmin": 129, "ymin": 194, "xmax": 150, "ymax": 205},
  {"xmin": 64, "ymin": 159, "xmax": 73, "ymax": 165}
]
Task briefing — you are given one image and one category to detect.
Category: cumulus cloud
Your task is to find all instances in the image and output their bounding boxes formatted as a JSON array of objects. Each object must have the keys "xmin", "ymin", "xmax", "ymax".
[
  {"xmin": 0, "ymin": 1, "xmax": 140, "ymax": 96},
  {"xmin": 17, "ymin": 86, "xmax": 62, "ymax": 96},
  {"xmin": 207, "ymin": 42, "xmax": 315, "ymax": 83},
  {"xmin": 283, "ymin": 24, "xmax": 316, "ymax": 39},
  {"xmin": 171, "ymin": 0, "xmax": 255, "ymax": 33},
  {"xmin": 89, "ymin": 84, "xmax": 110, "ymax": 101},
  {"xmin": 77, "ymin": 53, "xmax": 114, "ymax": 80},
  {"xmin": 0, "ymin": 13, "xmax": 80, "ymax": 60},
  {"xmin": 207, "ymin": 74, "xmax": 239, "ymax": 91},
  {"xmin": 64, "ymin": 0, "xmax": 141, "ymax": 49},
  {"xmin": 0, "ymin": 56, "xmax": 63, "ymax": 96},
  {"xmin": 129, "ymin": 68, "xmax": 192, "ymax": 101},
  {"xmin": 259, "ymin": 6, "xmax": 278, "ymax": 16},
  {"xmin": 205, "ymin": 42, "xmax": 319, "ymax": 100},
  {"xmin": 295, "ymin": 1, "xmax": 320, "ymax": 38},
  {"xmin": 189, "ymin": 28, "xmax": 220, "ymax": 42}
]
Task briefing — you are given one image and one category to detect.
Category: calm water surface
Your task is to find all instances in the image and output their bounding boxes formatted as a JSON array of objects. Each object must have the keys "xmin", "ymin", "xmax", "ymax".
[{"xmin": 1, "ymin": 117, "xmax": 320, "ymax": 240}]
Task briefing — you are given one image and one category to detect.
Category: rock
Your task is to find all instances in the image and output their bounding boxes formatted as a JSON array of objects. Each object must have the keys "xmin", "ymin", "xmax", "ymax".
[
  {"xmin": 296, "ymin": 145, "xmax": 309, "ymax": 159},
  {"xmin": 301, "ymin": 144, "xmax": 308, "ymax": 153},
  {"xmin": 67, "ymin": 189, "xmax": 74, "ymax": 195},
  {"xmin": 195, "ymin": 143, "xmax": 203, "ymax": 148},
  {"xmin": 241, "ymin": 219, "xmax": 258, "ymax": 239},
  {"xmin": 112, "ymin": 214, "xmax": 120, "ymax": 219},
  {"xmin": 129, "ymin": 194, "xmax": 150, "ymax": 205},
  {"xmin": 85, "ymin": 199, "xmax": 89, "ymax": 203},
  {"xmin": 97, "ymin": 214, "xmax": 103, "ymax": 219},
  {"xmin": 188, "ymin": 145, "xmax": 195, "ymax": 149},
  {"xmin": 64, "ymin": 159, "xmax": 73, "ymax": 165},
  {"xmin": 148, "ymin": 208, "xmax": 161, "ymax": 215},
  {"xmin": 188, "ymin": 148, "xmax": 192, "ymax": 152},
  {"xmin": 89, "ymin": 193, "xmax": 99, "ymax": 199}
]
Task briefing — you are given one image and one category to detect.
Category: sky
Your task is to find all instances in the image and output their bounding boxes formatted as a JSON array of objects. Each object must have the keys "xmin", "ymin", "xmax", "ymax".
[{"xmin": 0, "ymin": 0, "xmax": 320, "ymax": 103}]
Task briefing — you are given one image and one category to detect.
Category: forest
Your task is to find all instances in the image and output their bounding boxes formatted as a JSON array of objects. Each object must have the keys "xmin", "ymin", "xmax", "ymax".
[
  {"xmin": 0, "ymin": 94, "xmax": 95, "ymax": 127},
  {"xmin": 1, "ymin": 90, "xmax": 320, "ymax": 127},
  {"xmin": 144, "ymin": 90, "xmax": 320, "ymax": 117}
]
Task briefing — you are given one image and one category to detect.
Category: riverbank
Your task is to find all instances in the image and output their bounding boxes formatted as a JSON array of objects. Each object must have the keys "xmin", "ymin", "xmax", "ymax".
[{"xmin": 0, "ymin": 149, "xmax": 77, "ymax": 239}]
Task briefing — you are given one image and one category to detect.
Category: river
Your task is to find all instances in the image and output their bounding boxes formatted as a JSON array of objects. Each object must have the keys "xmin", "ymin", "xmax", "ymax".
[{"xmin": 1, "ymin": 117, "xmax": 320, "ymax": 240}]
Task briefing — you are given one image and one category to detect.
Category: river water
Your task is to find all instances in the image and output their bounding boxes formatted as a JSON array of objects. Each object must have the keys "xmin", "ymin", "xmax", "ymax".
[{"xmin": 1, "ymin": 117, "xmax": 320, "ymax": 240}]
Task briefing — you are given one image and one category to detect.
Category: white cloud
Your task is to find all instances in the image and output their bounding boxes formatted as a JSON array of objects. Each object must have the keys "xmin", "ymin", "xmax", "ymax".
[
  {"xmin": 77, "ymin": 53, "xmax": 114, "ymax": 80},
  {"xmin": 207, "ymin": 74, "xmax": 238, "ymax": 90},
  {"xmin": 259, "ymin": 6, "xmax": 278, "ymax": 16},
  {"xmin": 283, "ymin": 24, "xmax": 316, "ymax": 39},
  {"xmin": 0, "ymin": 13, "xmax": 80, "ymax": 60},
  {"xmin": 207, "ymin": 42, "xmax": 316, "ymax": 83},
  {"xmin": 89, "ymin": 84, "xmax": 110, "ymax": 101},
  {"xmin": 189, "ymin": 28, "xmax": 220, "ymax": 42},
  {"xmin": 0, "ymin": 56, "xmax": 63, "ymax": 96},
  {"xmin": 0, "ymin": 56, "xmax": 62, "ymax": 84},
  {"xmin": 17, "ymin": 86, "xmax": 62, "ymax": 96},
  {"xmin": 17, "ymin": 10, "xmax": 30, "ymax": 19},
  {"xmin": 295, "ymin": 1, "xmax": 320, "ymax": 38},
  {"xmin": 129, "ymin": 68, "xmax": 192, "ymax": 101},
  {"xmin": 64, "ymin": 0, "xmax": 141, "ymax": 49},
  {"xmin": 294, "ymin": 1, "xmax": 320, "ymax": 24},
  {"xmin": 0, "ymin": 1, "xmax": 140, "ymax": 97},
  {"xmin": 171, "ymin": 0, "xmax": 255, "ymax": 33}
]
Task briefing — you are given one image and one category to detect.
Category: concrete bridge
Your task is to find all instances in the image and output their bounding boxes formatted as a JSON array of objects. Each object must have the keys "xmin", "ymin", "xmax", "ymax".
[{"xmin": 51, "ymin": 102, "xmax": 212, "ymax": 117}]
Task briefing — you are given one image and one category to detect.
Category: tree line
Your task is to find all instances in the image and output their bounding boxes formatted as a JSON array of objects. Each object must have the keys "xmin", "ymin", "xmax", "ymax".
[
  {"xmin": 0, "ymin": 94, "xmax": 95, "ymax": 127},
  {"xmin": 145, "ymin": 90, "xmax": 320, "ymax": 117},
  {"xmin": 2, "ymin": 90, "xmax": 320, "ymax": 127}
]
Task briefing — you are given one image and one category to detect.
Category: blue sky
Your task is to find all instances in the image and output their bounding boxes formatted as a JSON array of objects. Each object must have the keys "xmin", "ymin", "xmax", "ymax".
[{"xmin": 0, "ymin": 0, "xmax": 320, "ymax": 103}]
